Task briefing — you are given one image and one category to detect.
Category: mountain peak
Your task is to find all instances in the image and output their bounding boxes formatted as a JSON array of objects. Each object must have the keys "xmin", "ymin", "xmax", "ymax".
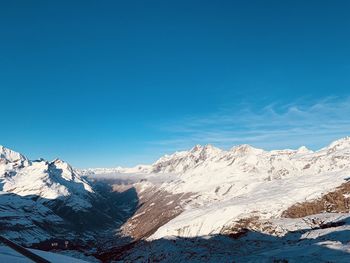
[
  {"xmin": 190, "ymin": 144, "xmax": 221, "ymax": 154},
  {"xmin": 190, "ymin": 144, "xmax": 203, "ymax": 153},
  {"xmin": 297, "ymin": 146, "xmax": 312, "ymax": 154},
  {"xmin": 152, "ymin": 144, "xmax": 222, "ymax": 173},
  {"xmin": 0, "ymin": 146, "xmax": 94, "ymax": 210},
  {"xmin": 0, "ymin": 145, "xmax": 28, "ymax": 163},
  {"xmin": 326, "ymin": 136, "xmax": 350, "ymax": 150},
  {"xmin": 230, "ymin": 144, "xmax": 263, "ymax": 155}
]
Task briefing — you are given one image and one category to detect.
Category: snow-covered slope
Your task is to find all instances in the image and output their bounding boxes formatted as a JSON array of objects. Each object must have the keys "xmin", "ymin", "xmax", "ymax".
[
  {"xmin": 0, "ymin": 146, "xmax": 94, "ymax": 210},
  {"xmin": 147, "ymin": 137, "xmax": 350, "ymax": 238},
  {"xmin": 0, "ymin": 191, "xmax": 67, "ymax": 244},
  {"xmin": 84, "ymin": 137, "xmax": 350, "ymax": 241},
  {"xmin": 151, "ymin": 144, "xmax": 223, "ymax": 173},
  {"xmin": 0, "ymin": 145, "xmax": 128, "ymax": 249},
  {"xmin": 0, "ymin": 245, "xmax": 89, "ymax": 263},
  {"xmin": 0, "ymin": 145, "xmax": 28, "ymax": 163},
  {"xmin": 2, "ymin": 138, "xmax": 350, "ymax": 261},
  {"xmin": 119, "ymin": 213, "xmax": 350, "ymax": 263}
]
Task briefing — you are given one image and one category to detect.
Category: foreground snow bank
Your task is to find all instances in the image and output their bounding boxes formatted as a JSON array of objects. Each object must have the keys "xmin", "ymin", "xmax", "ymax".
[{"xmin": 0, "ymin": 245, "xmax": 90, "ymax": 263}]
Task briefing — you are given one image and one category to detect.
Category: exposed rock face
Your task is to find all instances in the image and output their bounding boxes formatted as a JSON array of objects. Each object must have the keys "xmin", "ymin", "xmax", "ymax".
[
  {"xmin": 116, "ymin": 213, "xmax": 350, "ymax": 263},
  {"xmin": 220, "ymin": 216, "xmax": 261, "ymax": 238},
  {"xmin": 282, "ymin": 182, "xmax": 350, "ymax": 218},
  {"xmin": 119, "ymin": 183, "xmax": 192, "ymax": 239}
]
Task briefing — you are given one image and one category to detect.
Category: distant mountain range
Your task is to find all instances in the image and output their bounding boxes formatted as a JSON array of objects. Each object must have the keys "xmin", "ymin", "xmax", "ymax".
[{"xmin": 2, "ymin": 138, "xmax": 350, "ymax": 262}]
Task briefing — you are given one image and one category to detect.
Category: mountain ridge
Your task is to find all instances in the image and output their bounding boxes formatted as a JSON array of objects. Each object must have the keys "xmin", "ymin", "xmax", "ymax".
[
  {"xmin": 81, "ymin": 136, "xmax": 349, "ymax": 176},
  {"xmin": 2, "ymin": 137, "xmax": 350, "ymax": 262}
]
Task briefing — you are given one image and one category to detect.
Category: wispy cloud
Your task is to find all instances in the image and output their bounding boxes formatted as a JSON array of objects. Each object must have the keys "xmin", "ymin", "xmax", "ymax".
[{"xmin": 151, "ymin": 97, "xmax": 350, "ymax": 151}]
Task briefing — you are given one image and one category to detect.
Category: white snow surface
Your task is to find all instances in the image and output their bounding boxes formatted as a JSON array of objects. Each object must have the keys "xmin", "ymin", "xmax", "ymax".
[
  {"xmin": 85, "ymin": 137, "xmax": 350, "ymax": 239},
  {"xmin": 122, "ymin": 213, "xmax": 350, "ymax": 262},
  {"xmin": 0, "ymin": 146, "xmax": 94, "ymax": 211},
  {"xmin": 0, "ymin": 191, "xmax": 65, "ymax": 244},
  {"xmin": 0, "ymin": 145, "xmax": 28, "ymax": 163},
  {"xmin": 0, "ymin": 245, "xmax": 89, "ymax": 263},
  {"xmin": 2, "ymin": 138, "xmax": 350, "ymax": 261},
  {"xmin": 151, "ymin": 137, "xmax": 350, "ymax": 238}
]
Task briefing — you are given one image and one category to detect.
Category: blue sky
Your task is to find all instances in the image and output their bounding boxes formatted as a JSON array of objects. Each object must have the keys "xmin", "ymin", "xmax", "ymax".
[{"xmin": 1, "ymin": 1, "xmax": 350, "ymax": 167}]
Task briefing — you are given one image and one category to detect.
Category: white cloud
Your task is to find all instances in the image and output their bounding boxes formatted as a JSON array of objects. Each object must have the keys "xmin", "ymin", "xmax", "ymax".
[{"xmin": 152, "ymin": 97, "xmax": 350, "ymax": 151}]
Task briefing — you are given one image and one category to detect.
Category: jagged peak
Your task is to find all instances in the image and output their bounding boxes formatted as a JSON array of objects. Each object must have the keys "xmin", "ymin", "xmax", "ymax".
[
  {"xmin": 51, "ymin": 158, "xmax": 67, "ymax": 165},
  {"xmin": 297, "ymin": 146, "xmax": 312, "ymax": 154},
  {"xmin": 325, "ymin": 136, "xmax": 350, "ymax": 150},
  {"xmin": 229, "ymin": 144, "xmax": 264, "ymax": 155},
  {"xmin": 190, "ymin": 144, "xmax": 203, "ymax": 152},
  {"xmin": 330, "ymin": 136, "xmax": 350, "ymax": 144},
  {"xmin": 155, "ymin": 144, "xmax": 221, "ymax": 163},
  {"xmin": 190, "ymin": 144, "xmax": 222, "ymax": 155},
  {"xmin": 0, "ymin": 145, "xmax": 28, "ymax": 162}
]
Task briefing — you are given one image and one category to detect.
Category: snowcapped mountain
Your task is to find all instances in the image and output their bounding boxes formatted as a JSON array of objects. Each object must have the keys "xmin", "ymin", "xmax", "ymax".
[
  {"xmin": 82, "ymin": 137, "xmax": 350, "ymax": 243},
  {"xmin": 79, "ymin": 144, "xmax": 223, "ymax": 176},
  {"xmin": 0, "ymin": 146, "xmax": 94, "ymax": 211},
  {"xmin": 3, "ymin": 138, "xmax": 350, "ymax": 262},
  {"xmin": 0, "ymin": 146, "xmax": 98, "ymax": 248},
  {"xmin": 151, "ymin": 144, "xmax": 223, "ymax": 173},
  {"xmin": 0, "ymin": 145, "xmax": 28, "ymax": 163},
  {"xmin": 0, "ymin": 145, "xmax": 135, "ymax": 256},
  {"xmin": 79, "ymin": 164, "xmax": 151, "ymax": 176},
  {"xmin": 146, "ymin": 137, "xmax": 350, "ymax": 239}
]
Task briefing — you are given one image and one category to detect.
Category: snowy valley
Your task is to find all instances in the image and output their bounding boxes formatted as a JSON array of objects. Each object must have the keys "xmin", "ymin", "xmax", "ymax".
[{"xmin": 2, "ymin": 138, "xmax": 350, "ymax": 262}]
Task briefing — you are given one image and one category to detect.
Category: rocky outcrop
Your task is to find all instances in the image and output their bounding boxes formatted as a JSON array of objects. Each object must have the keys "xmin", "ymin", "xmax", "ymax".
[
  {"xmin": 282, "ymin": 182, "xmax": 350, "ymax": 218},
  {"xmin": 120, "ymin": 184, "xmax": 192, "ymax": 239}
]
